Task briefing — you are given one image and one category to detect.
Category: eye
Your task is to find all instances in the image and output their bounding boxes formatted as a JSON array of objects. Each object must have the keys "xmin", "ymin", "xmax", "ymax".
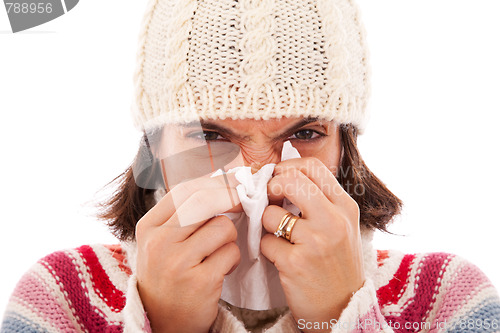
[
  {"xmin": 187, "ymin": 131, "xmax": 224, "ymax": 141},
  {"xmin": 289, "ymin": 129, "xmax": 323, "ymax": 140}
]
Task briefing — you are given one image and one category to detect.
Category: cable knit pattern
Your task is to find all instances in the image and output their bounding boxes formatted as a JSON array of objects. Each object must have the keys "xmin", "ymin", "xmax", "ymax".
[
  {"xmin": 239, "ymin": 0, "xmax": 277, "ymax": 117},
  {"xmin": 131, "ymin": 0, "xmax": 371, "ymax": 134},
  {"xmin": 2, "ymin": 233, "xmax": 500, "ymax": 332},
  {"xmin": 131, "ymin": 0, "xmax": 159, "ymax": 126}
]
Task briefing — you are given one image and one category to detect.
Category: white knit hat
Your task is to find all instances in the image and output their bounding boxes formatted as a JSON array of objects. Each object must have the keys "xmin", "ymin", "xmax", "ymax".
[{"xmin": 131, "ymin": 0, "xmax": 371, "ymax": 135}]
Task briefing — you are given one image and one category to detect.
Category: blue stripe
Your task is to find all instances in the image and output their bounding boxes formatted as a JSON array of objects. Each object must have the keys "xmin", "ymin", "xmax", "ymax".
[
  {"xmin": 0, "ymin": 313, "xmax": 49, "ymax": 333},
  {"xmin": 446, "ymin": 297, "xmax": 500, "ymax": 333}
]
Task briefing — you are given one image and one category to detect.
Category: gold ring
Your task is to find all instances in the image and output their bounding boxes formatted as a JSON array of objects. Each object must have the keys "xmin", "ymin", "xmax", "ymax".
[
  {"xmin": 285, "ymin": 215, "xmax": 300, "ymax": 242},
  {"xmin": 274, "ymin": 212, "xmax": 294, "ymax": 238}
]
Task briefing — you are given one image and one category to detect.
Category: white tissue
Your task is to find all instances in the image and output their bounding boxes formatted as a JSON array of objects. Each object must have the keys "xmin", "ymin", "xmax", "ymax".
[{"xmin": 211, "ymin": 141, "xmax": 301, "ymax": 310}]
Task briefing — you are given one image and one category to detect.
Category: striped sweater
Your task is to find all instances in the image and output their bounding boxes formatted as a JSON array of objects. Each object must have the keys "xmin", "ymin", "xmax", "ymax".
[{"xmin": 2, "ymin": 229, "xmax": 500, "ymax": 332}]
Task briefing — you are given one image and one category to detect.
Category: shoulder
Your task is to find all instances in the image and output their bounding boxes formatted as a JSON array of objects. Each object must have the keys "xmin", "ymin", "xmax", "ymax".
[
  {"xmin": 2, "ymin": 244, "xmax": 132, "ymax": 332},
  {"xmin": 36, "ymin": 243, "xmax": 132, "ymax": 290},
  {"xmin": 375, "ymin": 249, "xmax": 495, "ymax": 291},
  {"xmin": 35, "ymin": 243, "xmax": 132, "ymax": 304},
  {"xmin": 373, "ymin": 249, "xmax": 500, "ymax": 327}
]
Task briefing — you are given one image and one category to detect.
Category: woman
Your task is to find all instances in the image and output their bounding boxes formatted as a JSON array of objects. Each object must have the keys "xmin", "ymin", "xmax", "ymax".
[{"xmin": 2, "ymin": 0, "xmax": 499, "ymax": 332}]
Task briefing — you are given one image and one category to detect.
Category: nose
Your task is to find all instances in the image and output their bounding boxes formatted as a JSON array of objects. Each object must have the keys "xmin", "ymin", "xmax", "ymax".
[{"xmin": 241, "ymin": 144, "xmax": 283, "ymax": 174}]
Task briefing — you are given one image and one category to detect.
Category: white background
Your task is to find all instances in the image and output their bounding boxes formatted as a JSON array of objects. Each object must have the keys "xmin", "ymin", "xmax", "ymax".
[{"xmin": 1, "ymin": 0, "xmax": 499, "ymax": 317}]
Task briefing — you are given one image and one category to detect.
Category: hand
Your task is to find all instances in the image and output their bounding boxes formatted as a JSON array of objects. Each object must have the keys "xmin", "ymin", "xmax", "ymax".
[
  {"xmin": 135, "ymin": 173, "xmax": 242, "ymax": 333},
  {"xmin": 261, "ymin": 157, "xmax": 365, "ymax": 333}
]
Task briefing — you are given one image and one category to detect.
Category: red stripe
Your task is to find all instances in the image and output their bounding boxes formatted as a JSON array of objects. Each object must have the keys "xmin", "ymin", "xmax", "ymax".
[
  {"xmin": 382, "ymin": 253, "xmax": 453, "ymax": 331},
  {"xmin": 77, "ymin": 245, "xmax": 126, "ymax": 312},
  {"xmin": 377, "ymin": 253, "xmax": 416, "ymax": 307},
  {"xmin": 41, "ymin": 250, "xmax": 122, "ymax": 332}
]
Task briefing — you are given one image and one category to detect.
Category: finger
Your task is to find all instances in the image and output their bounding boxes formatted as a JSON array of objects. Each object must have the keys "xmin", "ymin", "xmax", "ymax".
[
  {"xmin": 161, "ymin": 186, "xmax": 242, "ymax": 242},
  {"xmin": 262, "ymin": 205, "xmax": 308, "ymax": 244},
  {"xmin": 267, "ymin": 168, "xmax": 330, "ymax": 218},
  {"xmin": 138, "ymin": 171, "xmax": 240, "ymax": 229},
  {"xmin": 201, "ymin": 241, "xmax": 241, "ymax": 277},
  {"xmin": 273, "ymin": 157, "xmax": 350, "ymax": 205},
  {"xmin": 183, "ymin": 215, "xmax": 237, "ymax": 263},
  {"xmin": 260, "ymin": 233, "xmax": 292, "ymax": 271}
]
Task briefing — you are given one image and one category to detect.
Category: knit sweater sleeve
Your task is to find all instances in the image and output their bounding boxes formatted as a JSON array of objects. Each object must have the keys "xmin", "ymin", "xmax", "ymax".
[
  {"xmin": 324, "ymin": 252, "xmax": 500, "ymax": 333},
  {"xmin": 0, "ymin": 244, "xmax": 131, "ymax": 332}
]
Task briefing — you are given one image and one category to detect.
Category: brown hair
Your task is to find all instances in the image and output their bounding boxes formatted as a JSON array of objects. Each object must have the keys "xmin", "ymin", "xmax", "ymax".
[
  {"xmin": 338, "ymin": 124, "xmax": 403, "ymax": 232},
  {"xmin": 94, "ymin": 124, "xmax": 402, "ymax": 241}
]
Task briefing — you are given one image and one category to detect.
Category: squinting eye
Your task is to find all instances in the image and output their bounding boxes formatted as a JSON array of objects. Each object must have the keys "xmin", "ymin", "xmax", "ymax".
[
  {"xmin": 187, "ymin": 131, "xmax": 224, "ymax": 141},
  {"xmin": 291, "ymin": 129, "xmax": 321, "ymax": 140},
  {"xmin": 202, "ymin": 131, "xmax": 222, "ymax": 141}
]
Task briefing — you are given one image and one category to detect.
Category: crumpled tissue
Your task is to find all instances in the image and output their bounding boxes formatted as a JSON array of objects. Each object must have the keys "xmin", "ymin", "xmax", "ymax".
[{"xmin": 211, "ymin": 141, "xmax": 302, "ymax": 310}]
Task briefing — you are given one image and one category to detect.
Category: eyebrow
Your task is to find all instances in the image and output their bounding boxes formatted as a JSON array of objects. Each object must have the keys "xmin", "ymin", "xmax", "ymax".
[{"xmin": 182, "ymin": 116, "xmax": 321, "ymax": 140}]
